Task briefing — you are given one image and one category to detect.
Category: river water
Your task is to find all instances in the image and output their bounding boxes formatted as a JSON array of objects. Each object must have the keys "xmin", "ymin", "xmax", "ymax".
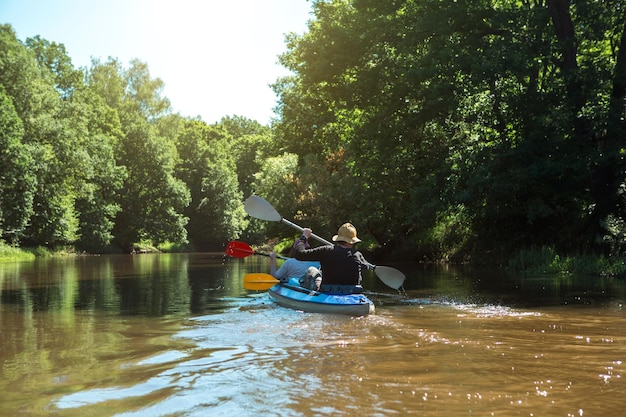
[{"xmin": 1, "ymin": 253, "xmax": 625, "ymax": 416}]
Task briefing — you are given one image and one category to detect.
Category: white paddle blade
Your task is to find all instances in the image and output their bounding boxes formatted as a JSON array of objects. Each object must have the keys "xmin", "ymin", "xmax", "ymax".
[
  {"xmin": 244, "ymin": 195, "xmax": 282, "ymax": 222},
  {"xmin": 374, "ymin": 266, "xmax": 406, "ymax": 290}
]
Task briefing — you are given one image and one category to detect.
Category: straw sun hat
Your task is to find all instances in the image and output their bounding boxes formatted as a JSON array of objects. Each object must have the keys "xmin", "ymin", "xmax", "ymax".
[{"xmin": 332, "ymin": 223, "xmax": 361, "ymax": 244}]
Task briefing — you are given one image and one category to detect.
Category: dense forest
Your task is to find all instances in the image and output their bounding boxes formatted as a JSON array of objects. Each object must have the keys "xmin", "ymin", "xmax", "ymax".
[{"xmin": 2, "ymin": 0, "xmax": 626, "ymax": 266}]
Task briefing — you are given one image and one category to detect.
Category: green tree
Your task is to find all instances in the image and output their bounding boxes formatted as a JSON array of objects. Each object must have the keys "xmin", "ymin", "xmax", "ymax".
[
  {"xmin": 87, "ymin": 58, "xmax": 190, "ymax": 250},
  {"xmin": 174, "ymin": 119, "xmax": 246, "ymax": 249},
  {"xmin": 124, "ymin": 58, "xmax": 171, "ymax": 120},
  {"xmin": 25, "ymin": 35, "xmax": 84, "ymax": 99},
  {"xmin": 220, "ymin": 116, "xmax": 274, "ymax": 199},
  {"xmin": 0, "ymin": 25, "xmax": 84, "ymax": 246},
  {"xmin": 27, "ymin": 37, "xmax": 129, "ymax": 251},
  {"xmin": 71, "ymin": 87, "xmax": 126, "ymax": 251},
  {"xmin": 273, "ymin": 0, "xmax": 626, "ymax": 261},
  {"xmin": 251, "ymin": 152, "xmax": 301, "ymax": 238},
  {"xmin": 112, "ymin": 115, "xmax": 189, "ymax": 250},
  {"xmin": 0, "ymin": 87, "xmax": 36, "ymax": 243}
]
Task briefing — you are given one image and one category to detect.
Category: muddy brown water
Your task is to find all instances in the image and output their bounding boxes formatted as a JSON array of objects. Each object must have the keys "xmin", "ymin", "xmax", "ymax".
[{"xmin": 1, "ymin": 253, "xmax": 625, "ymax": 416}]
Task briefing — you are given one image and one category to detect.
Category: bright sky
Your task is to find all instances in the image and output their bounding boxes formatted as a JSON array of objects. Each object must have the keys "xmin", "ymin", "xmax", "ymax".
[{"xmin": 0, "ymin": 0, "xmax": 313, "ymax": 125}]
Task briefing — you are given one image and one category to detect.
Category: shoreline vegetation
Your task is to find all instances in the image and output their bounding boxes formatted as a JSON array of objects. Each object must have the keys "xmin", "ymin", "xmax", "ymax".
[
  {"xmin": 0, "ymin": 242, "xmax": 36, "ymax": 262},
  {"xmin": 4, "ymin": 240, "xmax": 623, "ymax": 280},
  {"xmin": 506, "ymin": 246, "xmax": 626, "ymax": 278},
  {"xmin": 3, "ymin": 3, "xmax": 626, "ymax": 272},
  {"xmin": 0, "ymin": 240, "xmax": 191, "ymax": 263}
]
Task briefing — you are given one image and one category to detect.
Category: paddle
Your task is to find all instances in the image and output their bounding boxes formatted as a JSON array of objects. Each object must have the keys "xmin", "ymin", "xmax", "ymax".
[
  {"xmin": 243, "ymin": 195, "xmax": 406, "ymax": 290},
  {"xmin": 225, "ymin": 240, "xmax": 288, "ymax": 260},
  {"xmin": 244, "ymin": 273, "xmax": 279, "ymax": 290},
  {"xmin": 244, "ymin": 195, "xmax": 332, "ymax": 245}
]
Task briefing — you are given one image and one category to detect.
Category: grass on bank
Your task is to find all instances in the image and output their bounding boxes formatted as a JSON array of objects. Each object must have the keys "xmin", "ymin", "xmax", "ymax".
[
  {"xmin": 0, "ymin": 242, "xmax": 37, "ymax": 262},
  {"xmin": 0, "ymin": 239, "xmax": 193, "ymax": 263},
  {"xmin": 508, "ymin": 246, "xmax": 626, "ymax": 277},
  {"xmin": 0, "ymin": 242, "xmax": 85, "ymax": 262}
]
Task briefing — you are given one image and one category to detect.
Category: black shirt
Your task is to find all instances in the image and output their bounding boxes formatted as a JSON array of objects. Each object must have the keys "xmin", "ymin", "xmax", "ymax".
[{"xmin": 294, "ymin": 238, "xmax": 373, "ymax": 285}]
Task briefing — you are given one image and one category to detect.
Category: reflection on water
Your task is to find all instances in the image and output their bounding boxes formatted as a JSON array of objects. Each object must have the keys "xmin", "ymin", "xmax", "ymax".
[
  {"xmin": 0, "ymin": 254, "xmax": 244, "ymax": 315},
  {"xmin": 1, "ymin": 254, "xmax": 626, "ymax": 416}
]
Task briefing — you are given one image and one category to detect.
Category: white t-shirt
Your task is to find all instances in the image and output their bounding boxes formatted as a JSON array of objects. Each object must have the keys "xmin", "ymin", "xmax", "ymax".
[{"xmin": 274, "ymin": 258, "xmax": 320, "ymax": 281}]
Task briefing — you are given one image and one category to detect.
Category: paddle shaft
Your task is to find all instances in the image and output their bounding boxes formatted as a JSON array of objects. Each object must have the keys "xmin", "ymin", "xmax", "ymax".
[
  {"xmin": 280, "ymin": 218, "xmax": 332, "ymax": 246},
  {"xmin": 250, "ymin": 250, "xmax": 288, "ymax": 260}
]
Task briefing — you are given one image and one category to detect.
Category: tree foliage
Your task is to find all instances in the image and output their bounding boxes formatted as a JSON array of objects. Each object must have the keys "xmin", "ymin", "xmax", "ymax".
[
  {"xmin": 270, "ymin": 0, "xmax": 626, "ymax": 261},
  {"xmin": 0, "ymin": 86, "xmax": 35, "ymax": 243},
  {"xmin": 3, "ymin": 1, "xmax": 626, "ymax": 263},
  {"xmin": 173, "ymin": 118, "xmax": 247, "ymax": 250},
  {"xmin": 0, "ymin": 25, "xmax": 250, "ymax": 252}
]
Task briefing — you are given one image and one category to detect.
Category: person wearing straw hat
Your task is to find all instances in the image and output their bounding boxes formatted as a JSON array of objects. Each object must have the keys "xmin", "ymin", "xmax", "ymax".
[{"xmin": 294, "ymin": 223, "xmax": 375, "ymax": 287}]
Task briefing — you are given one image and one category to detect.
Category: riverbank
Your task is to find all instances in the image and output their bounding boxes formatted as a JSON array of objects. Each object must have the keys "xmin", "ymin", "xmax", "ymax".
[
  {"xmin": 0, "ymin": 242, "xmax": 36, "ymax": 262},
  {"xmin": 0, "ymin": 242, "xmax": 84, "ymax": 263},
  {"xmin": 3, "ymin": 239, "xmax": 625, "ymax": 279},
  {"xmin": 507, "ymin": 246, "xmax": 626, "ymax": 277},
  {"xmin": 0, "ymin": 240, "xmax": 191, "ymax": 263}
]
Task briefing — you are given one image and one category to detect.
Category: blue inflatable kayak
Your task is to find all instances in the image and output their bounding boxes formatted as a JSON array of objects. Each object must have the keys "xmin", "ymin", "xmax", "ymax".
[{"xmin": 268, "ymin": 278, "xmax": 375, "ymax": 316}]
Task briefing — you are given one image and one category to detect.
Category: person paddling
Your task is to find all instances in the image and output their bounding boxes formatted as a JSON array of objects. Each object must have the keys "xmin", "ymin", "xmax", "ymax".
[
  {"xmin": 294, "ymin": 223, "xmax": 375, "ymax": 287},
  {"xmin": 269, "ymin": 239, "xmax": 320, "ymax": 289}
]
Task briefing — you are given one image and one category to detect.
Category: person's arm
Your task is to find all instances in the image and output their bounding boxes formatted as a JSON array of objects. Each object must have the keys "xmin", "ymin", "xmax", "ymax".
[
  {"xmin": 355, "ymin": 251, "xmax": 376, "ymax": 270},
  {"xmin": 269, "ymin": 252, "xmax": 279, "ymax": 278},
  {"xmin": 293, "ymin": 228, "xmax": 311, "ymax": 259},
  {"xmin": 294, "ymin": 230, "xmax": 332, "ymax": 261},
  {"xmin": 293, "ymin": 227, "xmax": 319, "ymax": 261},
  {"xmin": 275, "ymin": 259, "xmax": 294, "ymax": 281}
]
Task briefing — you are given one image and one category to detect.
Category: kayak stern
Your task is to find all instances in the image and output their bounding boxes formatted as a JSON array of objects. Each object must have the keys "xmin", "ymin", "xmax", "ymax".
[{"xmin": 268, "ymin": 283, "xmax": 374, "ymax": 316}]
